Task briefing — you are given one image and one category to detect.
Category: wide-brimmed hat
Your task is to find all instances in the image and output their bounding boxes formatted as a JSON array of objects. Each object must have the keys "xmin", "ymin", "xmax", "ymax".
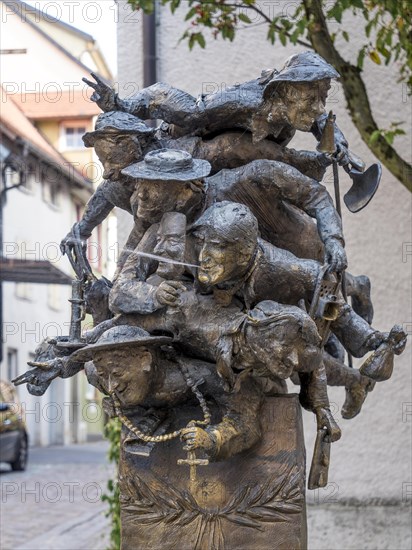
[
  {"xmin": 121, "ymin": 149, "xmax": 211, "ymax": 181},
  {"xmin": 73, "ymin": 326, "xmax": 172, "ymax": 362},
  {"xmin": 83, "ymin": 112, "xmax": 155, "ymax": 147},
  {"xmin": 263, "ymin": 51, "xmax": 340, "ymax": 99}
]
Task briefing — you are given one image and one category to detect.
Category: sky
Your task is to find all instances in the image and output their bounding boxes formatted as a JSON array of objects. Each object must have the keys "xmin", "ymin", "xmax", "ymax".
[{"xmin": 24, "ymin": 0, "xmax": 118, "ymax": 75}]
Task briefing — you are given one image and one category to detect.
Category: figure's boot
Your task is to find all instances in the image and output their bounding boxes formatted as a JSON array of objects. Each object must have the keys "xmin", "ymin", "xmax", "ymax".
[
  {"xmin": 359, "ymin": 325, "xmax": 407, "ymax": 382},
  {"xmin": 342, "ymin": 374, "xmax": 375, "ymax": 419},
  {"xmin": 350, "ymin": 274, "xmax": 374, "ymax": 324}
]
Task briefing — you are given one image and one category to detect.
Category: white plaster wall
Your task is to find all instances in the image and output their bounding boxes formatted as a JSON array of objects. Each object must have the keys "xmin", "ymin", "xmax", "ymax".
[
  {"xmin": 1, "ymin": 172, "xmax": 79, "ymax": 446},
  {"xmin": 0, "ymin": 5, "xmax": 90, "ymax": 97},
  {"xmin": 117, "ymin": 1, "xmax": 411, "ymax": 502}
]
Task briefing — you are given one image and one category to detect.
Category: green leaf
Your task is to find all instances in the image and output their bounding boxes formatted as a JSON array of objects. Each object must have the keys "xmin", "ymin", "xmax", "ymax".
[
  {"xmin": 279, "ymin": 31, "xmax": 287, "ymax": 46},
  {"xmin": 197, "ymin": 32, "xmax": 206, "ymax": 48},
  {"xmin": 227, "ymin": 26, "xmax": 235, "ymax": 41},
  {"xmin": 357, "ymin": 47, "xmax": 366, "ymax": 69},
  {"xmin": 185, "ymin": 7, "xmax": 197, "ymax": 21},
  {"xmin": 188, "ymin": 33, "xmax": 196, "ymax": 50},
  {"xmin": 239, "ymin": 13, "xmax": 252, "ymax": 24},
  {"xmin": 297, "ymin": 18, "xmax": 307, "ymax": 33},
  {"xmin": 170, "ymin": 0, "xmax": 180, "ymax": 13},
  {"xmin": 267, "ymin": 25, "xmax": 276, "ymax": 44},
  {"xmin": 351, "ymin": 0, "xmax": 364, "ymax": 9},
  {"xmin": 385, "ymin": 132, "xmax": 395, "ymax": 145},
  {"xmin": 365, "ymin": 20, "xmax": 373, "ymax": 38},
  {"xmin": 369, "ymin": 50, "xmax": 382, "ymax": 65},
  {"xmin": 369, "ymin": 130, "xmax": 382, "ymax": 145},
  {"xmin": 342, "ymin": 30, "xmax": 349, "ymax": 42},
  {"xmin": 327, "ymin": 4, "xmax": 343, "ymax": 24}
]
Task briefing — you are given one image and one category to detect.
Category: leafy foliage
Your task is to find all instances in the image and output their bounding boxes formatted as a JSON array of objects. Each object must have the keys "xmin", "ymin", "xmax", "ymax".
[
  {"xmin": 128, "ymin": 0, "xmax": 411, "ymax": 89},
  {"xmin": 101, "ymin": 418, "xmax": 121, "ymax": 550},
  {"xmin": 369, "ymin": 122, "xmax": 406, "ymax": 146}
]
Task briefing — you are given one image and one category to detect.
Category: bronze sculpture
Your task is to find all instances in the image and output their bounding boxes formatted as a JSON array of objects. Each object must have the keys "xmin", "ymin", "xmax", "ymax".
[{"xmin": 14, "ymin": 52, "xmax": 407, "ymax": 549}]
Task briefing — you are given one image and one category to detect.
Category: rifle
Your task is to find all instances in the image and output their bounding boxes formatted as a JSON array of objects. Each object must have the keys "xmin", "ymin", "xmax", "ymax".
[{"xmin": 308, "ymin": 265, "xmax": 341, "ymax": 489}]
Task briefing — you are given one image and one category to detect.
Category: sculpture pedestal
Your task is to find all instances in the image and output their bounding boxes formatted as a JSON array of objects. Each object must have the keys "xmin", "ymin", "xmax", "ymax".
[{"xmin": 119, "ymin": 394, "xmax": 307, "ymax": 550}]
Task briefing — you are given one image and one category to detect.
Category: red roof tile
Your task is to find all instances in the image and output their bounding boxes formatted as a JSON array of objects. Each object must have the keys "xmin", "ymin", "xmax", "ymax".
[{"xmin": 12, "ymin": 91, "xmax": 100, "ymax": 120}]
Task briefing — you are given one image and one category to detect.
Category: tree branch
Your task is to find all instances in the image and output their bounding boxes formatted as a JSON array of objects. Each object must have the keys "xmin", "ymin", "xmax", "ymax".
[
  {"xmin": 230, "ymin": 3, "xmax": 313, "ymax": 48},
  {"xmin": 303, "ymin": 0, "xmax": 411, "ymax": 192}
]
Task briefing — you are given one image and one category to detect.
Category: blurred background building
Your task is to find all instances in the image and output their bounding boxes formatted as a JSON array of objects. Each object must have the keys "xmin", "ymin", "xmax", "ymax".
[{"xmin": 0, "ymin": 0, "xmax": 116, "ymax": 445}]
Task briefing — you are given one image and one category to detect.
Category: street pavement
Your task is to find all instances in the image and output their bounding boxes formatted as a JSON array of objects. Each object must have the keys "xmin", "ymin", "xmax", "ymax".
[
  {"xmin": 0, "ymin": 440, "xmax": 112, "ymax": 550},
  {"xmin": 1, "ymin": 441, "xmax": 410, "ymax": 550}
]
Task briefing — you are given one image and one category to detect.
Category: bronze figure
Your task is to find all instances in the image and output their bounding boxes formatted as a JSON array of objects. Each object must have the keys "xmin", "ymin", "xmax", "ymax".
[{"xmin": 14, "ymin": 52, "xmax": 408, "ymax": 550}]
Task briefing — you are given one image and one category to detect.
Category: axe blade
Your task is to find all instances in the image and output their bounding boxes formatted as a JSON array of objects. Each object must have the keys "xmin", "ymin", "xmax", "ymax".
[{"xmin": 344, "ymin": 163, "xmax": 382, "ymax": 213}]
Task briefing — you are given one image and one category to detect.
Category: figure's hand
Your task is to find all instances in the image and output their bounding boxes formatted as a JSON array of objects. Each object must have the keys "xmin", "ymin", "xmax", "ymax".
[
  {"xmin": 82, "ymin": 72, "xmax": 117, "ymax": 112},
  {"xmin": 155, "ymin": 281, "xmax": 186, "ymax": 307},
  {"xmin": 367, "ymin": 326, "xmax": 407, "ymax": 355},
  {"xmin": 12, "ymin": 360, "xmax": 62, "ymax": 395},
  {"xmin": 324, "ymin": 238, "xmax": 348, "ymax": 273},
  {"xmin": 316, "ymin": 407, "xmax": 341, "ymax": 442},
  {"xmin": 181, "ymin": 427, "xmax": 214, "ymax": 452},
  {"xmin": 390, "ymin": 325, "xmax": 408, "ymax": 355},
  {"xmin": 316, "ymin": 152, "xmax": 334, "ymax": 168},
  {"xmin": 334, "ymin": 140, "xmax": 350, "ymax": 167},
  {"xmin": 60, "ymin": 223, "xmax": 89, "ymax": 256}
]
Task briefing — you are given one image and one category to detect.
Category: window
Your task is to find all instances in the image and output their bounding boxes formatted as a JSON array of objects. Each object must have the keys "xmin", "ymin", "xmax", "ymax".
[
  {"xmin": 42, "ymin": 180, "xmax": 61, "ymax": 208},
  {"xmin": 15, "ymin": 282, "xmax": 33, "ymax": 301},
  {"xmin": 3, "ymin": 165, "xmax": 21, "ymax": 187},
  {"xmin": 63, "ymin": 126, "xmax": 86, "ymax": 149},
  {"xmin": 48, "ymin": 284, "xmax": 62, "ymax": 311},
  {"xmin": 7, "ymin": 349, "xmax": 18, "ymax": 382}
]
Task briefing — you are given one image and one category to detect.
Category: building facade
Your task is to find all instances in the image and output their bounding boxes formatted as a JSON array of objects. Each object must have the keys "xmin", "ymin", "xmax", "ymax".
[{"xmin": 1, "ymin": 0, "xmax": 116, "ymax": 445}]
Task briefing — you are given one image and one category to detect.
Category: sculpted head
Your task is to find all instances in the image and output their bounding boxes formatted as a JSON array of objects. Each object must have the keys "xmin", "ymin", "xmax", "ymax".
[
  {"xmin": 77, "ymin": 326, "xmax": 172, "ymax": 409},
  {"xmin": 82, "ymin": 112, "xmax": 156, "ymax": 180},
  {"xmin": 243, "ymin": 301, "xmax": 321, "ymax": 379},
  {"xmin": 193, "ymin": 202, "xmax": 259, "ymax": 286},
  {"xmin": 122, "ymin": 150, "xmax": 211, "ymax": 225},
  {"xmin": 154, "ymin": 212, "xmax": 187, "ymax": 279},
  {"xmin": 263, "ymin": 51, "xmax": 339, "ymax": 132}
]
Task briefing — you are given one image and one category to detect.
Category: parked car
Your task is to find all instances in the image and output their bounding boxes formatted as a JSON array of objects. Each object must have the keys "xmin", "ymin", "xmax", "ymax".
[{"xmin": 0, "ymin": 381, "xmax": 28, "ymax": 471}]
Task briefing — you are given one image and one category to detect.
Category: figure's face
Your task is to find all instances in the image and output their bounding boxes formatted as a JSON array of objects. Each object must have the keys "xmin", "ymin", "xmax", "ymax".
[
  {"xmin": 94, "ymin": 348, "xmax": 153, "ymax": 407},
  {"xmin": 154, "ymin": 214, "xmax": 186, "ymax": 279},
  {"xmin": 93, "ymin": 135, "xmax": 141, "ymax": 180},
  {"xmin": 197, "ymin": 233, "xmax": 248, "ymax": 285},
  {"xmin": 133, "ymin": 180, "xmax": 196, "ymax": 225},
  {"xmin": 276, "ymin": 80, "xmax": 330, "ymax": 131}
]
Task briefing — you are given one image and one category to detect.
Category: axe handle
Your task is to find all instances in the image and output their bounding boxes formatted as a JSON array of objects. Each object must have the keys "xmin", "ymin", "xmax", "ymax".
[
  {"xmin": 333, "ymin": 160, "xmax": 342, "ymax": 219},
  {"xmin": 332, "ymin": 160, "xmax": 353, "ymax": 369}
]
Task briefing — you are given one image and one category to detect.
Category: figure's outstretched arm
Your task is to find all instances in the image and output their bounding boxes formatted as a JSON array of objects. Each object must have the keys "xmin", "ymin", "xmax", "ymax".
[
  {"xmin": 84, "ymin": 74, "xmax": 202, "ymax": 130},
  {"xmin": 13, "ymin": 356, "xmax": 84, "ymax": 396},
  {"xmin": 229, "ymin": 159, "xmax": 347, "ymax": 272},
  {"xmin": 298, "ymin": 363, "xmax": 341, "ymax": 442},
  {"xmin": 60, "ymin": 185, "xmax": 114, "ymax": 256},
  {"xmin": 110, "ymin": 224, "xmax": 186, "ymax": 314},
  {"xmin": 181, "ymin": 374, "xmax": 264, "ymax": 461},
  {"xmin": 196, "ymin": 131, "xmax": 330, "ymax": 181}
]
